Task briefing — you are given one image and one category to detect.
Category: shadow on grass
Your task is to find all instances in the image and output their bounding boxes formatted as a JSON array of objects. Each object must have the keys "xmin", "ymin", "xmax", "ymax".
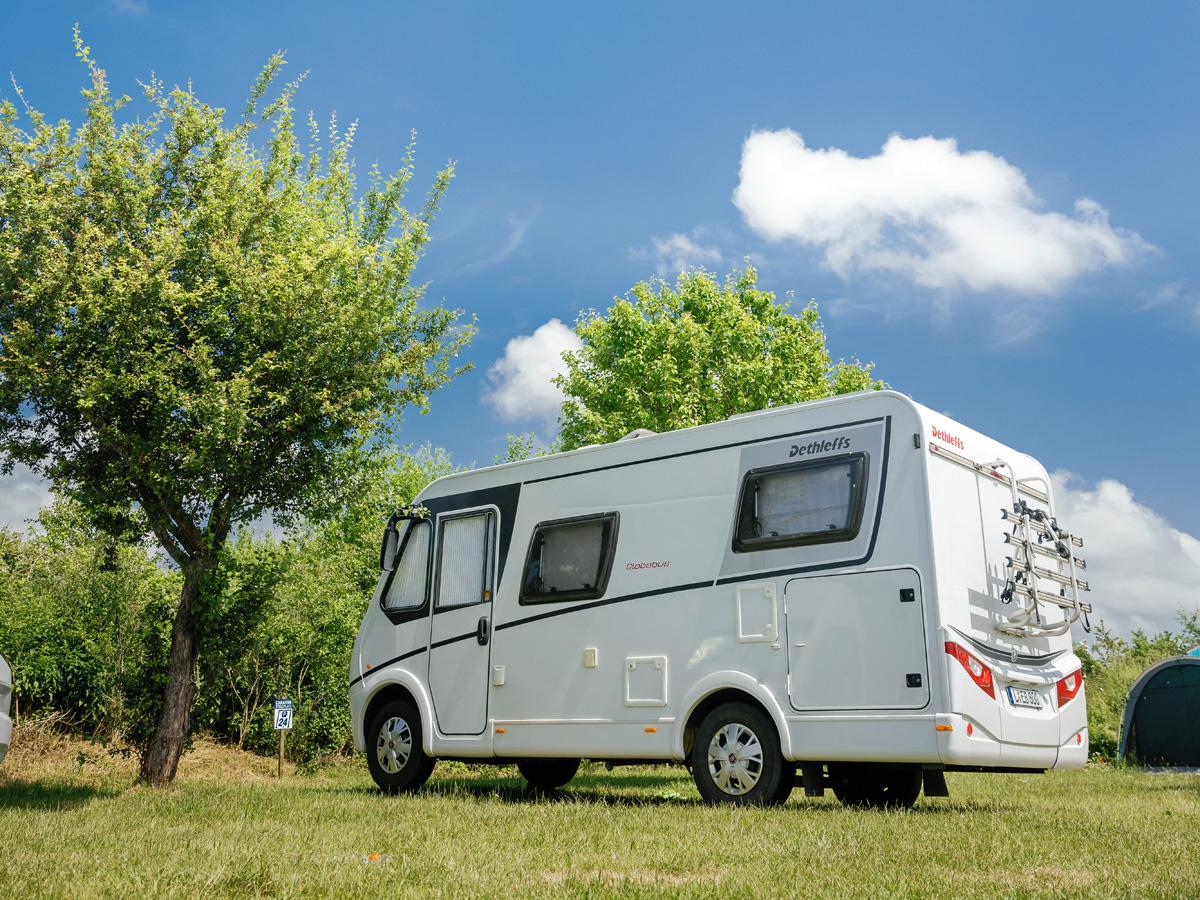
[
  {"xmin": 1132, "ymin": 771, "xmax": 1200, "ymax": 796},
  {"xmin": 0, "ymin": 778, "xmax": 118, "ymax": 810},
  {"xmin": 324, "ymin": 773, "xmax": 1016, "ymax": 813}
]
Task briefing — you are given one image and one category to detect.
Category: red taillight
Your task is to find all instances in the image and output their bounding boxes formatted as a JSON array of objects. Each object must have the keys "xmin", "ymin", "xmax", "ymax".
[
  {"xmin": 1057, "ymin": 670, "xmax": 1083, "ymax": 707},
  {"xmin": 945, "ymin": 641, "xmax": 995, "ymax": 698}
]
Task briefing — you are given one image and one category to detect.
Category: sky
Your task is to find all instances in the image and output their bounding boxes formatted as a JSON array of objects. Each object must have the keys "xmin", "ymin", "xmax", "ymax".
[{"xmin": 2, "ymin": 1, "xmax": 1198, "ymax": 639}]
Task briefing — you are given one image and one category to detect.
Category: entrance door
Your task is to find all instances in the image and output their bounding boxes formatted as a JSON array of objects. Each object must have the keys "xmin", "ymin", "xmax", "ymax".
[
  {"xmin": 785, "ymin": 568, "xmax": 929, "ymax": 711},
  {"xmin": 428, "ymin": 509, "xmax": 497, "ymax": 735}
]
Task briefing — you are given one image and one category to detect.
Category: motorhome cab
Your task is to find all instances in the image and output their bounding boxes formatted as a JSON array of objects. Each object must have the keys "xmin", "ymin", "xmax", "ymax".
[{"xmin": 349, "ymin": 390, "xmax": 1091, "ymax": 807}]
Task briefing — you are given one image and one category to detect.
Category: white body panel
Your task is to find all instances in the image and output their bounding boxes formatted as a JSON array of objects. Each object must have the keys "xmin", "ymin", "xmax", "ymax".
[
  {"xmin": 349, "ymin": 391, "xmax": 1088, "ymax": 772},
  {"xmin": 0, "ymin": 652, "xmax": 12, "ymax": 765}
]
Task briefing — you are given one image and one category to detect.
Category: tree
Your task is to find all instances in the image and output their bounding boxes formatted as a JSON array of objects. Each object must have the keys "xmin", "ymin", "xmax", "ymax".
[
  {"xmin": 553, "ymin": 266, "xmax": 883, "ymax": 450},
  {"xmin": 0, "ymin": 34, "xmax": 470, "ymax": 784}
]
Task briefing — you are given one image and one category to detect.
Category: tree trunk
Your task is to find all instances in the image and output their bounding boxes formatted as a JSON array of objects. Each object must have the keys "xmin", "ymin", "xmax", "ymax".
[{"xmin": 138, "ymin": 555, "xmax": 212, "ymax": 786}]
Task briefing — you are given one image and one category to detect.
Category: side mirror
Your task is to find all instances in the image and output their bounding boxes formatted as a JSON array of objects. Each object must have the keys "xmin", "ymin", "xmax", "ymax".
[
  {"xmin": 380, "ymin": 527, "xmax": 398, "ymax": 572},
  {"xmin": 380, "ymin": 517, "xmax": 400, "ymax": 572}
]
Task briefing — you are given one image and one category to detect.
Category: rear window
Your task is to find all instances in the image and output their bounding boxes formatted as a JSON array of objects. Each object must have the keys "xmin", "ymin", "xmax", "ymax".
[
  {"xmin": 733, "ymin": 454, "xmax": 868, "ymax": 552},
  {"xmin": 520, "ymin": 512, "xmax": 619, "ymax": 604}
]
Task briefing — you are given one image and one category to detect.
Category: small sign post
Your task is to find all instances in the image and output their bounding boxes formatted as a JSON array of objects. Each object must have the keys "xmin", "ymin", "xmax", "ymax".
[{"xmin": 273, "ymin": 699, "xmax": 293, "ymax": 778}]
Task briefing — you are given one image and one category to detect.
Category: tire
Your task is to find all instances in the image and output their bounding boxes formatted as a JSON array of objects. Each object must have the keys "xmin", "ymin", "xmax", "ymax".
[
  {"xmin": 772, "ymin": 762, "xmax": 797, "ymax": 806},
  {"xmin": 828, "ymin": 764, "xmax": 921, "ymax": 809},
  {"xmin": 518, "ymin": 758, "xmax": 581, "ymax": 790},
  {"xmin": 690, "ymin": 702, "xmax": 788, "ymax": 806},
  {"xmin": 366, "ymin": 700, "xmax": 435, "ymax": 794}
]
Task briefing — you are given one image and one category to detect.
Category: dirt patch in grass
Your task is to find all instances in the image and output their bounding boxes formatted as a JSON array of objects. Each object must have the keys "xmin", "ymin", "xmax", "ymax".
[{"xmin": 0, "ymin": 718, "xmax": 319, "ymax": 788}]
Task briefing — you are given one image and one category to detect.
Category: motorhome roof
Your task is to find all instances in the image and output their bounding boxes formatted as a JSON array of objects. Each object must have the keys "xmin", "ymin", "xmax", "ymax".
[{"xmin": 419, "ymin": 390, "xmax": 922, "ymax": 498}]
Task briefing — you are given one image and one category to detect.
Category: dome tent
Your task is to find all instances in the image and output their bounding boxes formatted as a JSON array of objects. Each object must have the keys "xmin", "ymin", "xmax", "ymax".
[{"xmin": 1119, "ymin": 656, "xmax": 1200, "ymax": 768}]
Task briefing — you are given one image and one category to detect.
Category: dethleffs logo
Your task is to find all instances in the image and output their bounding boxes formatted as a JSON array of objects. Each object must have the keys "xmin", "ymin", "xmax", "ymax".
[
  {"xmin": 930, "ymin": 426, "xmax": 964, "ymax": 450},
  {"xmin": 790, "ymin": 436, "xmax": 850, "ymax": 457}
]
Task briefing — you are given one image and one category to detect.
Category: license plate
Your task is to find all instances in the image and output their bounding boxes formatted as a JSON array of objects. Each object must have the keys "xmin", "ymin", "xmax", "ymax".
[{"xmin": 1007, "ymin": 686, "xmax": 1043, "ymax": 709}]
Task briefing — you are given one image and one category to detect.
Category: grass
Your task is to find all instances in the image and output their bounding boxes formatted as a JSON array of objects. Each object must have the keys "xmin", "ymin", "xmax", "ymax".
[{"xmin": 2, "ymin": 725, "xmax": 1198, "ymax": 899}]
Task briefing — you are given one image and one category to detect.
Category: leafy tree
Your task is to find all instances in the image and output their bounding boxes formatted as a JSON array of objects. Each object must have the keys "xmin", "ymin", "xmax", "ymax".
[
  {"xmin": 0, "ymin": 35, "xmax": 470, "ymax": 783},
  {"xmin": 495, "ymin": 432, "xmax": 560, "ymax": 464},
  {"xmin": 554, "ymin": 266, "xmax": 883, "ymax": 450}
]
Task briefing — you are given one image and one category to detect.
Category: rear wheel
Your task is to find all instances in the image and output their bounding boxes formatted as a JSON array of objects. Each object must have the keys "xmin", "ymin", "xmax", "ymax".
[
  {"xmin": 828, "ymin": 764, "xmax": 921, "ymax": 809},
  {"xmin": 518, "ymin": 758, "xmax": 581, "ymax": 790},
  {"xmin": 366, "ymin": 700, "xmax": 435, "ymax": 794},
  {"xmin": 691, "ymin": 702, "xmax": 788, "ymax": 806}
]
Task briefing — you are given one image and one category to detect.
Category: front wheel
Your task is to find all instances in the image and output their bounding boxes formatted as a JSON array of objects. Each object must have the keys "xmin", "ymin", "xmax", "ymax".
[
  {"xmin": 366, "ymin": 700, "xmax": 435, "ymax": 794},
  {"xmin": 518, "ymin": 758, "xmax": 581, "ymax": 790},
  {"xmin": 691, "ymin": 702, "xmax": 789, "ymax": 806}
]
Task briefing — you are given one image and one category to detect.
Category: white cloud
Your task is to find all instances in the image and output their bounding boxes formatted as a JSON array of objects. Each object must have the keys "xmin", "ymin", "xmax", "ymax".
[
  {"xmin": 733, "ymin": 129, "xmax": 1152, "ymax": 295},
  {"xmin": 1140, "ymin": 280, "xmax": 1200, "ymax": 325},
  {"xmin": 631, "ymin": 230, "xmax": 723, "ymax": 278},
  {"xmin": 460, "ymin": 216, "xmax": 530, "ymax": 273},
  {"xmin": 483, "ymin": 319, "xmax": 582, "ymax": 433},
  {"xmin": 1052, "ymin": 471, "xmax": 1200, "ymax": 639},
  {"xmin": 0, "ymin": 464, "xmax": 54, "ymax": 532}
]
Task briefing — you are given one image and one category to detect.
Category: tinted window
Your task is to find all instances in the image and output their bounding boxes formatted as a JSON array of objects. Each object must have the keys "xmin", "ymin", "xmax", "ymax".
[
  {"xmin": 382, "ymin": 520, "xmax": 431, "ymax": 610},
  {"xmin": 521, "ymin": 513, "xmax": 619, "ymax": 604},
  {"xmin": 734, "ymin": 454, "xmax": 868, "ymax": 552}
]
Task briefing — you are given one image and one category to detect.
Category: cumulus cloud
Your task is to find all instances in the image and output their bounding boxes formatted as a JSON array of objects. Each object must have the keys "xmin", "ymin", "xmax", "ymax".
[
  {"xmin": 484, "ymin": 319, "xmax": 582, "ymax": 432},
  {"xmin": 630, "ymin": 229, "xmax": 723, "ymax": 278},
  {"xmin": 0, "ymin": 464, "xmax": 54, "ymax": 531},
  {"xmin": 1052, "ymin": 471, "xmax": 1200, "ymax": 639},
  {"xmin": 733, "ymin": 129, "xmax": 1152, "ymax": 295}
]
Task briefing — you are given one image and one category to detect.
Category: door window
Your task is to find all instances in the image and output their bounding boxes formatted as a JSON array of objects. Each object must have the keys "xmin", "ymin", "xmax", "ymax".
[{"xmin": 436, "ymin": 512, "xmax": 496, "ymax": 608}]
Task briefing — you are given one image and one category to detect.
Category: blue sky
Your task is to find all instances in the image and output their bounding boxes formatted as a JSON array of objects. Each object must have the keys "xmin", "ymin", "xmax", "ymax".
[{"xmin": 2, "ymin": 1, "xmax": 1198, "ymax": 637}]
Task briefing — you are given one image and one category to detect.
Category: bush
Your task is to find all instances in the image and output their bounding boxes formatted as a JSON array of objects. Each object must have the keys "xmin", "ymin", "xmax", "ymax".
[{"xmin": 0, "ymin": 502, "xmax": 178, "ymax": 739}]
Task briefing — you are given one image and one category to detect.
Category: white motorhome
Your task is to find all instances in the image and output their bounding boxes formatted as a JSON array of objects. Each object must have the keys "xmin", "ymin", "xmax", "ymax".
[{"xmin": 349, "ymin": 390, "xmax": 1091, "ymax": 807}]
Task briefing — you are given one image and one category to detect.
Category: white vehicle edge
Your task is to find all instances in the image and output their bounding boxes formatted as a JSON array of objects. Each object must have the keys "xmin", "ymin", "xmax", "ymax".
[{"xmin": 349, "ymin": 390, "xmax": 1090, "ymax": 807}]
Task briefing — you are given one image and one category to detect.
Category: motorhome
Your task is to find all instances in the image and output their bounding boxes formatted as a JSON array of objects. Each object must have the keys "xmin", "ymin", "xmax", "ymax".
[{"xmin": 349, "ymin": 390, "xmax": 1091, "ymax": 807}]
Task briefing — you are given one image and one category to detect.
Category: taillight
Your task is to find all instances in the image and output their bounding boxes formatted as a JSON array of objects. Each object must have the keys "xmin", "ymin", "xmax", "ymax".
[
  {"xmin": 945, "ymin": 641, "xmax": 995, "ymax": 698},
  {"xmin": 1057, "ymin": 670, "xmax": 1083, "ymax": 707}
]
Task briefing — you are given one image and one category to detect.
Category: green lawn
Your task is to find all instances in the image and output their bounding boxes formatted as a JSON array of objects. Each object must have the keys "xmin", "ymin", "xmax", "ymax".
[{"xmin": 2, "ymin": 735, "xmax": 1197, "ymax": 899}]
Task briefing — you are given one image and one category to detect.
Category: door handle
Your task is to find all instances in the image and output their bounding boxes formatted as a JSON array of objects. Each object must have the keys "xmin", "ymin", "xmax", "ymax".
[{"xmin": 476, "ymin": 615, "xmax": 490, "ymax": 646}]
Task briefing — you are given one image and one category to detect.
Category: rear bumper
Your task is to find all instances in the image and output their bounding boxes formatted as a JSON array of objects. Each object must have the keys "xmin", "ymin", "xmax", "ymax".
[
  {"xmin": 0, "ymin": 711, "xmax": 11, "ymax": 764},
  {"xmin": 935, "ymin": 712, "xmax": 1088, "ymax": 769}
]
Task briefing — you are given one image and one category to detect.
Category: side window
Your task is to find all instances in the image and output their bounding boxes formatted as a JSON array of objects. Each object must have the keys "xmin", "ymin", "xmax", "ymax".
[
  {"xmin": 382, "ymin": 520, "xmax": 431, "ymax": 610},
  {"xmin": 436, "ymin": 511, "xmax": 496, "ymax": 608},
  {"xmin": 733, "ymin": 454, "xmax": 868, "ymax": 552},
  {"xmin": 520, "ymin": 512, "xmax": 619, "ymax": 604}
]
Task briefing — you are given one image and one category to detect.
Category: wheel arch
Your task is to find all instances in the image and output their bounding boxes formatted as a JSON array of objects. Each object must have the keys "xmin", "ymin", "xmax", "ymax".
[
  {"xmin": 672, "ymin": 672, "xmax": 793, "ymax": 761},
  {"xmin": 360, "ymin": 675, "xmax": 435, "ymax": 756}
]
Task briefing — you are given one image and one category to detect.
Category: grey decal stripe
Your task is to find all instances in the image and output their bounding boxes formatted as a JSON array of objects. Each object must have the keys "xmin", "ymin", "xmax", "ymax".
[
  {"xmin": 348, "ymin": 645, "xmax": 427, "ymax": 688},
  {"xmin": 524, "ymin": 417, "xmax": 885, "ymax": 485},
  {"xmin": 496, "ymin": 579, "xmax": 716, "ymax": 631},
  {"xmin": 715, "ymin": 415, "xmax": 893, "ymax": 585},
  {"xmin": 947, "ymin": 625, "xmax": 1067, "ymax": 666}
]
